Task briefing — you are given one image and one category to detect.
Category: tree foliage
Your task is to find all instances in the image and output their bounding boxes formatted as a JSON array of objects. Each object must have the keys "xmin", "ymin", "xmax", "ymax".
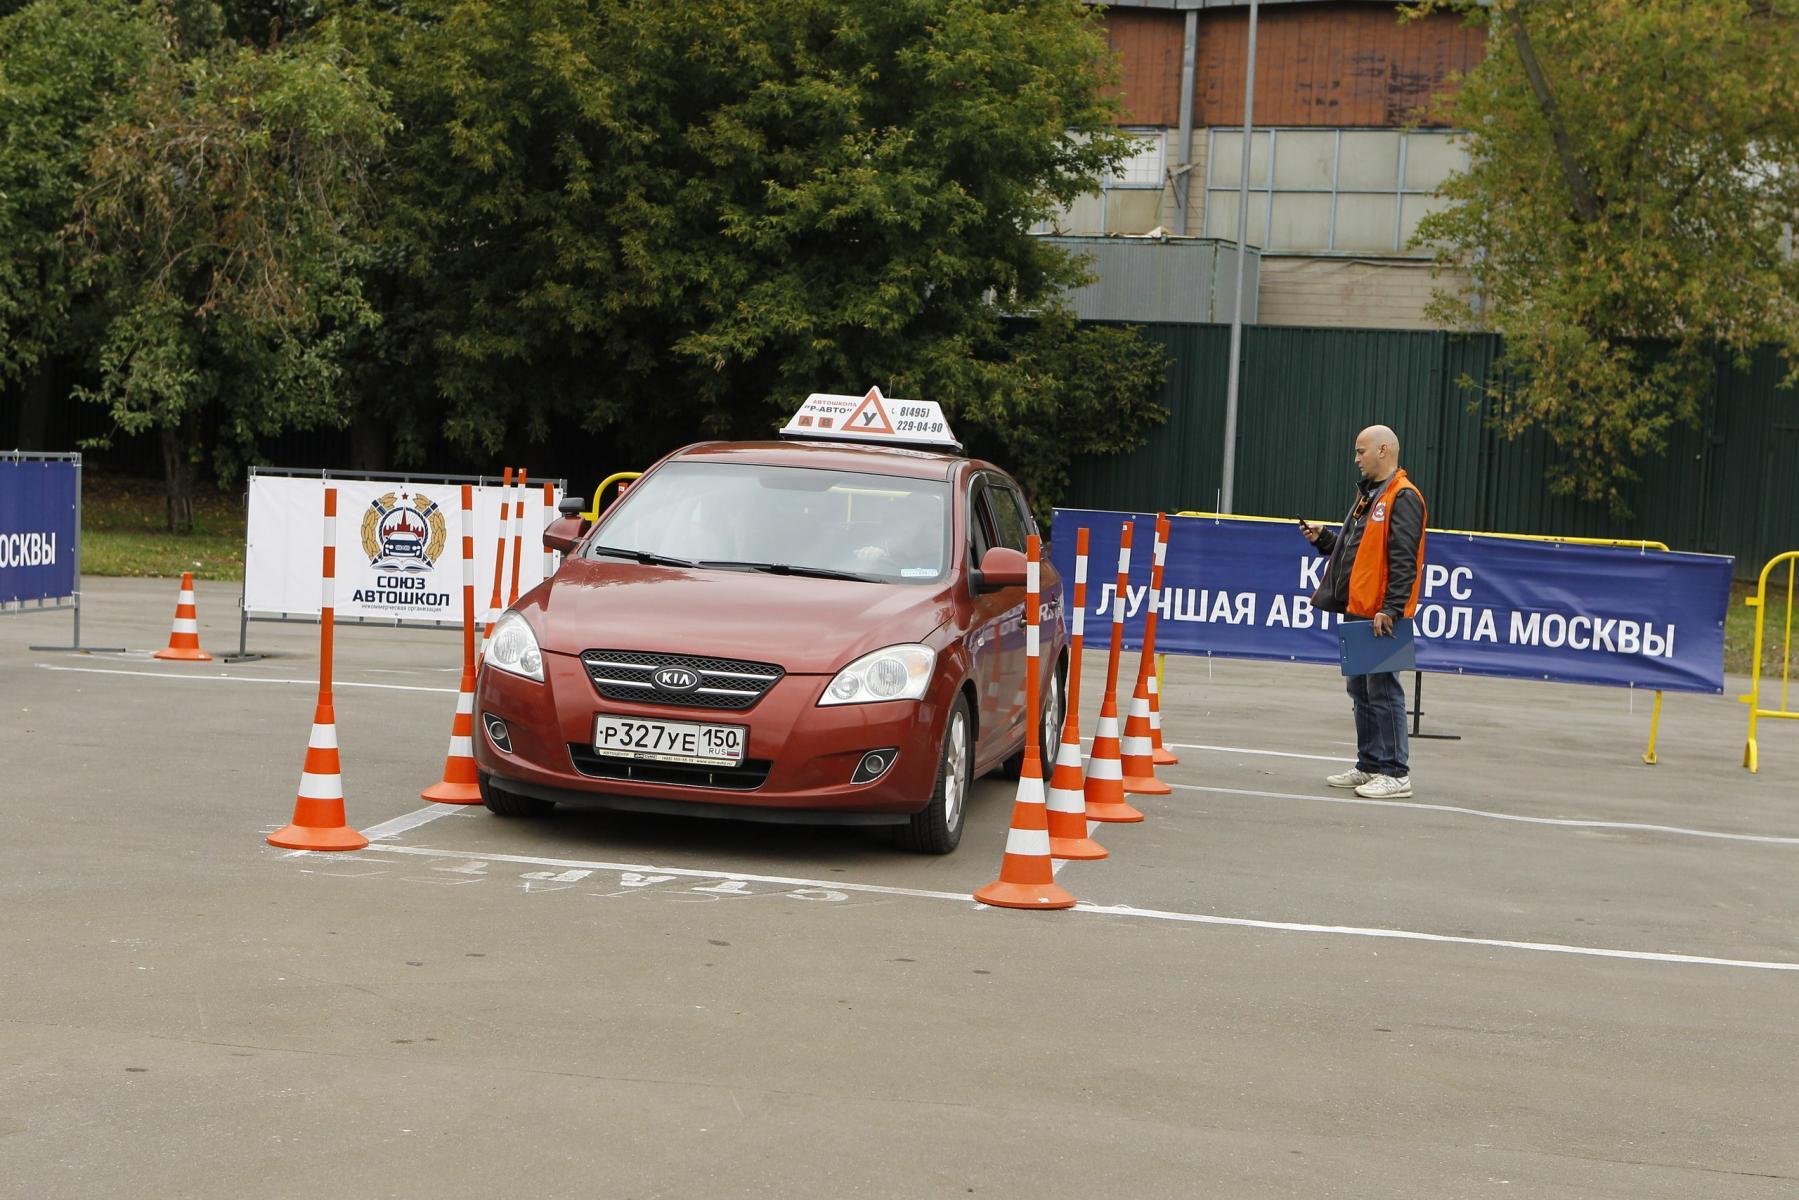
[
  {"xmin": 329, "ymin": 0, "xmax": 1166, "ymax": 502},
  {"xmin": 1411, "ymin": 0, "xmax": 1799, "ymax": 512},
  {"xmin": 68, "ymin": 7, "xmax": 393, "ymax": 527}
]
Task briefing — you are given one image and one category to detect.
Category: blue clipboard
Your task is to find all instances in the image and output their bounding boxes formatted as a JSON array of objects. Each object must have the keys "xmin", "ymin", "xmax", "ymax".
[{"xmin": 1338, "ymin": 617, "xmax": 1416, "ymax": 676}]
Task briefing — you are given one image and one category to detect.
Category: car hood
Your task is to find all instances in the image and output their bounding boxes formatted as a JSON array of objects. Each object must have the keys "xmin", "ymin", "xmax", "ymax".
[{"xmin": 534, "ymin": 558, "xmax": 955, "ymax": 673}]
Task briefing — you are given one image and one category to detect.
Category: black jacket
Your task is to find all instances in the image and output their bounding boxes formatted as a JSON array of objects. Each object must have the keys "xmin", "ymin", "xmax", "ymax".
[{"xmin": 1311, "ymin": 474, "xmax": 1426, "ymax": 618}]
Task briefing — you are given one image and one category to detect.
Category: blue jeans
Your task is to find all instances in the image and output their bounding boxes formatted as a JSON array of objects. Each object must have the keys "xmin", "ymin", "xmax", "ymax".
[{"xmin": 1346, "ymin": 671, "xmax": 1409, "ymax": 777}]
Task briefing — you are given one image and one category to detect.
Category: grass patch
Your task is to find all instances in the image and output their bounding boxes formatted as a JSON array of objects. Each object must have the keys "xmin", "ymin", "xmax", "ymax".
[
  {"xmin": 1728, "ymin": 578, "xmax": 1798, "ymax": 679},
  {"xmin": 81, "ymin": 471, "xmax": 244, "ymax": 581}
]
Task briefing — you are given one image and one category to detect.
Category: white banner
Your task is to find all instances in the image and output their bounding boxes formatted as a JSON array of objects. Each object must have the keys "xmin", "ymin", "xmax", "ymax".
[{"xmin": 245, "ymin": 473, "xmax": 565, "ymax": 623}]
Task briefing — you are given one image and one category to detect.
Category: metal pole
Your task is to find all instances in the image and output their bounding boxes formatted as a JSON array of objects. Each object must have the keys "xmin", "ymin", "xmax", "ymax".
[
  {"xmin": 1174, "ymin": 11, "xmax": 1198, "ymax": 227},
  {"xmin": 1220, "ymin": 0, "xmax": 1259, "ymax": 514}
]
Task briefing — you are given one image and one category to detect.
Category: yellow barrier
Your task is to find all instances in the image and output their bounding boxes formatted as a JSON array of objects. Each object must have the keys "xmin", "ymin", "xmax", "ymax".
[
  {"xmin": 1170, "ymin": 510, "xmax": 1673, "ymax": 762},
  {"xmin": 581, "ymin": 471, "xmax": 643, "ymax": 522},
  {"xmin": 1741, "ymin": 551, "xmax": 1798, "ymax": 773}
]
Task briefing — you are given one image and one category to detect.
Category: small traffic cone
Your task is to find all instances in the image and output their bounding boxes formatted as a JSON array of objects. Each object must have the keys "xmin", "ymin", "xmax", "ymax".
[
  {"xmin": 1149, "ymin": 668, "xmax": 1179, "ymax": 766},
  {"xmin": 153, "ymin": 572, "xmax": 211, "ymax": 661},
  {"xmin": 976, "ymin": 533, "xmax": 1076, "ymax": 910},
  {"xmin": 268, "ymin": 701, "xmax": 367, "ymax": 851},
  {"xmin": 421, "ymin": 675, "xmax": 481, "ymax": 804},
  {"xmin": 1120, "ymin": 680, "xmax": 1171, "ymax": 795},
  {"xmin": 1046, "ymin": 526, "xmax": 1105, "ymax": 860}
]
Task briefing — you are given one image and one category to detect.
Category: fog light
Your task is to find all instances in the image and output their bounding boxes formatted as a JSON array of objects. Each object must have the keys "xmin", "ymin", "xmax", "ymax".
[
  {"xmin": 852, "ymin": 749, "xmax": 897, "ymax": 784},
  {"xmin": 483, "ymin": 713, "xmax": 513, "ymax": 754}
]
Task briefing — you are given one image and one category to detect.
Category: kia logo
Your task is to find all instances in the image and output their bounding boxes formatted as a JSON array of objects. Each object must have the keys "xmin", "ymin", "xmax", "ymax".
[{"xmin": 654, "ymin": 667, "xmax": 700, "ymax": 692}]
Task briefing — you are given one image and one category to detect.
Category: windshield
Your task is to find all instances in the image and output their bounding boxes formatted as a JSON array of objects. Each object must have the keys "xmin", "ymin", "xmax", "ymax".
[{"xmin": 589, "ymin": 462, "xmax": 951, "ymax": 583}]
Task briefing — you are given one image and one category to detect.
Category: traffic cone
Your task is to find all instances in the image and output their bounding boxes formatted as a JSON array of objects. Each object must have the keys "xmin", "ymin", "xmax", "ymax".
[
  {"xmin": 1149, "ymin": 668, "xmax": 1179, "ymax": 766},
  {"xmin": 1084, "ymin": 520, "xmax": 1143, "ymax": 823},
  {"xmin": 1046, "ymin": 526, "xmax": 1105, "ymax": 860},
  {"xmin": 1120, "ymin": 680, "xmax": 1171, "ymax": 795},
  {"xmin": 268, "ymin": 701, "xmax": 367, "ymax": 851},
  {"xmin": 976, "ymin": 534, "xmax": 1076, "ymax": 910},
  {"xmin": 152, "ymin": 572, "xmax": 211, "ymax": 661},
  {"xmin": 423, "ymin": 484, "xmax": 483, "ymax": 804}
]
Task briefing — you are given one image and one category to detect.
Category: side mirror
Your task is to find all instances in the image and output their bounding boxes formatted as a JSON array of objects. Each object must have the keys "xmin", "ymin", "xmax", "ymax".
[
  {"xmin": 558, "ymin": 496, "xmax": 588, "ymax": 517},
  {"xmin": 973, "ymin": 546, "xmax": 1027, "ymax": 594},
  {"xmin": 542, "ymin": 514, "xmax": 589, "ymax": 556}
]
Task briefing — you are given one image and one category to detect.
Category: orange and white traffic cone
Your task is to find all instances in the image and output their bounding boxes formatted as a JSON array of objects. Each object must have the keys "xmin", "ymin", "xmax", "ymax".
[
  {"xmin": 1085, "ymin": 520, "xmax": 1143, "ymax": 823},
  {"xmin": 975, "ymin": 535, "xmax": 1077, "ymax": 910},
  {"xmin": 152, "ymin": 572, "xmax": 211, "ymax": 661},
  {"xmin": 482, "ymin": 466, "xmax": 514, "ymax": 649},
  {"xmin": 1147, "ymin": 516, "xmax": 1179, "ymax": 766},
  {"xmin": 1046, "ymin": 527, "xmax": 1105, "ymax": 860},
  {"xmin": 269, "ymin": 486, "xmax": 367, "ymax": 852},
  {"xmin": 422, "ymin": 484, "xmax": 482, "ymax": 804},
  {"xmin": 1122, "ymin": 513, "xmax": 1172, "ymax": 796}
]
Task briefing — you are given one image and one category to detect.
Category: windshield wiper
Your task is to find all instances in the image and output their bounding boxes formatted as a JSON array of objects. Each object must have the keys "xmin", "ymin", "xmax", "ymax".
[
  {"xmin": 590, "ymin": 544, "xmax": 700, "ymax": 569},
  {"xmin": 704, "ymin": 560, "xmax": 881, "ymax": 583}
]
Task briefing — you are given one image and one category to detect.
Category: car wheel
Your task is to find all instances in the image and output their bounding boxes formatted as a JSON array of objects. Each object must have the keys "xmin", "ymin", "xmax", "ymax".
[
  {"xmin": 479, "ymin": 773, "xmax": 554, "ymax": 818},
  {"xmin": 893, "ymin": 694, "xmax": 972, "ymax": 855},
  {"xmin": 998, "ymin": 661, "xmax": 1064, "ymax": 780}
]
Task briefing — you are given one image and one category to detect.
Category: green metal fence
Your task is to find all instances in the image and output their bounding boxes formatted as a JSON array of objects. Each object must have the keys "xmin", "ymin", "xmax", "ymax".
[{"xmin": 1064, "ymin": 324, "xmax": 1798, "ymax": 574}]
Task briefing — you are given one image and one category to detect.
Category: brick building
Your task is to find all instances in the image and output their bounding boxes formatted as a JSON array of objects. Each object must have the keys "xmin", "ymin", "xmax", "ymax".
[{"xmin": 1045, "ymin": 0, "xmax": 1486, "ymax": 329}]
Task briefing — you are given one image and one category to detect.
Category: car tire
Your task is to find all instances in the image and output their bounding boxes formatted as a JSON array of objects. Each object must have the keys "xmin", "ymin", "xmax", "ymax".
[
  {"xmin": 479, "ymin": 773, "xmax": 554, "ymax": 818},
  {"xmin": 893, "ymin": 694, "xmax": 973, "ymax": 855},
  {"xmin": 998, "ymin": 660, "xmax": 1064, "ymax": 780}
]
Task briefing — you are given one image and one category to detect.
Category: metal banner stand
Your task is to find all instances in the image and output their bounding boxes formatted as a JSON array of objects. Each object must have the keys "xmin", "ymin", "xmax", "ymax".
[
  {"xmin": 3, "ymin": 452, "xmax": 126, "ymax": 654},
  {"xmin": 1408, "ymin": 670, "xmax": 1460, "ymax": 740}
]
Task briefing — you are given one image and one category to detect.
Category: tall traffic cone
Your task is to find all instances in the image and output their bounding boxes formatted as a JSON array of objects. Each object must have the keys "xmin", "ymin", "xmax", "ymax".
[
  {"xmin": 1148, "ymin": 516, "xmax": 1179, "ymax": 766},
  {"xmin": 1085, "ymin": 521, "xmax": 1143, "ymax": 823},
  {"xmin": 482, "ymin": 466, "xmax": 514, "ymax": 648},
  {"xmin": 152, "ymin": 572, "xmax": 212, "ymax": 661},
  {"xmin": 422, "ymin": 484, "xmax": 483, "ymax": 804},
  {"xmin": 1046, "ymin": 527, "xmax": 1106, "ymax": 860},
  {"xmin": 975, "ymin": 535, "xmax": 1077, "ymax": 910},
  {"xmin": 1122, "ymin": 513, "xmax": 1172, "ymax": 796},
  {"xmin": 269, "ymin": 486, "xmax": 367, "ymax": 851}
]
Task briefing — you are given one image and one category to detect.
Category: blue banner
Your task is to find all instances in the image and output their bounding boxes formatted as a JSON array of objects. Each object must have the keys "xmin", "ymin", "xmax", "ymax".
[
  {"xmin": 0, "ymin": 457, "xmax": 79, "ymax": 604},
  {"xmin": 1051, "ymin": 509, "xmax": 1733, "ymax": 694}
]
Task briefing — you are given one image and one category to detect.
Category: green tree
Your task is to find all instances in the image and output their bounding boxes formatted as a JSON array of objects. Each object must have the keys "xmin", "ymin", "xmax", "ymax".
[
  {"xmin": 70, "ymin": 14, "xmax": 394, "ymax": 528},
  {"xmin": 0, "ymin": 0, "xmax": 154, "ymax": 435},
  {"xmin": 1411, "ymin": 0, "xmax": 1799, "ymax": 512},
  {"xmin": 331, "ymin": 0, "xmax": 1165, "ymax": 505}
]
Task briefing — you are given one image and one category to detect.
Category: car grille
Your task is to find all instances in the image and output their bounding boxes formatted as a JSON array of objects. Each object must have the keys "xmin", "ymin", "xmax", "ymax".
[
  {"xmin": 567, "ymin": 745, "xmax": 772, "ymax": 791},
  {"xmin": 580, "ymin": 649, "xmax": 784, "ymax": 711}
]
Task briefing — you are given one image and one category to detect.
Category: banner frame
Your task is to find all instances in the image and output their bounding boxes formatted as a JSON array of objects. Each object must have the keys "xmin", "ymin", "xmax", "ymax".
[
  {"xmin": 233, "ymin": 465, "xmax": 568, "ymax": 663},
  {"xmin": 2, "ymin": 450, "xmax": 126, "ymax": 654}
]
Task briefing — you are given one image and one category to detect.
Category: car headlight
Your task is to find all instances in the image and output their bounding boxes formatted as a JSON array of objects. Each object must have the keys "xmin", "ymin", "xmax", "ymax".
[
  {"xmin": 819, "ymin": 644, "xmax": 936, "ymax": 706},
  {"xmin": 486, "ymin": 611, "xmax": 544, "ymax": 682}
]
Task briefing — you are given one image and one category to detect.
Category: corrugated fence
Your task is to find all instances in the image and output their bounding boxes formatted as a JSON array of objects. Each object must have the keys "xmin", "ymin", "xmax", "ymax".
[{"xmin": 1065, "ymin": 324, "xmax": 1798, "ymax": 575}]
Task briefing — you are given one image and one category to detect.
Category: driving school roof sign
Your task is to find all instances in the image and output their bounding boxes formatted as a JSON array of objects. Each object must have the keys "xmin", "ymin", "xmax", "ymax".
[{"xmin": 781, "ymin": 387, "xmax": 963, "ymax": 452}]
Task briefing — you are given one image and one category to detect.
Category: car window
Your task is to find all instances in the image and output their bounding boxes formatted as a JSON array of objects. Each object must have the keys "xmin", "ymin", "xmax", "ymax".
[
  {"xmin": 591, "ymin": 461, "xmax": 950, "ymax": 582},
  {"xmin": 985, "ymin": 484, "xmax": 1029, "ymax": 553},
  {"xmin": 968, "ymin": 478, "xmax": 998, "ymax": 564}
]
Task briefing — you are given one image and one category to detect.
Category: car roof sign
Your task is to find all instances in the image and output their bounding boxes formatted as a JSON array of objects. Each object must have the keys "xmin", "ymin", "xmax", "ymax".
[{"xmin": 780, "ymin": 387, "xmax": 963, "ymax": 454}]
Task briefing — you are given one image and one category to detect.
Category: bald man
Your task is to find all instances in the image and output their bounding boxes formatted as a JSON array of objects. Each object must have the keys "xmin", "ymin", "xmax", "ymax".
[{"xmin": 1299, "ymin": 425, "xmax": 1428, "ymax": 799}]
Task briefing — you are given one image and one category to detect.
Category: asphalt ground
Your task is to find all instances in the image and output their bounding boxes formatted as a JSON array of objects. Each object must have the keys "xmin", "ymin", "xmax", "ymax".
[{"xmin": 3, "ymin": 577, "xmax": 1796, "ymax": 1199}]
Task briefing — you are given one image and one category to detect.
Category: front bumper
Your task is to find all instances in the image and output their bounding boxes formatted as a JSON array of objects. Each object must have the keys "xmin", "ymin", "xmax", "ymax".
[{"xmin": 472, "ymin": 649, "xmax": 952, "ymax": 822}]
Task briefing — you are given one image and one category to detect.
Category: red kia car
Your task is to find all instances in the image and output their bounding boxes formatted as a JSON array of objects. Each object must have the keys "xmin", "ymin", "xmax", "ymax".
[{"xmin": 472, "ymin": 407, "xmax": 1065, "ymax": 853}]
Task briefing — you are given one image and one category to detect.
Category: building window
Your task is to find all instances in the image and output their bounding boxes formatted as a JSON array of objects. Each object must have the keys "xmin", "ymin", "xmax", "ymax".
[
  {"xmin": 1203, "ymin": 128, "xmax": 1465, "ymax": 255},
  {"xmin": 1106, "ymin": 128, "xmax": 1166, "ymax": 189},
  {"xmin": 1033, "ymin": 128, "xmax": 1168, "ymax": 236}
]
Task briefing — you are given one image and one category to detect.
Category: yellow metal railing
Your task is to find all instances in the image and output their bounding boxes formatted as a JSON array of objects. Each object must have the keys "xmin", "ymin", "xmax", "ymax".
[
  {"xmin": 580, "ymin": 471, "xmax": 643, "ymax": 522},
  {"xmin": 1741, "ymin": 550, "xmax": 1799, "ymax": 773},
  {"xmin": 1170, "ymin": 510, "xmax": 1673, "ymax": 762}
]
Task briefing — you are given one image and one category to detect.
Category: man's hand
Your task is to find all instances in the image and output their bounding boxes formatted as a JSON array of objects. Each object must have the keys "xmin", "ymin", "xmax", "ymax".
[
  {"xmin": 1298, "ymin": 519, "xmax": 1319, "ymax": 545},
  {"xmin": 1372, "ymin": 612, "xmax": 1395, "ymax": 637}
]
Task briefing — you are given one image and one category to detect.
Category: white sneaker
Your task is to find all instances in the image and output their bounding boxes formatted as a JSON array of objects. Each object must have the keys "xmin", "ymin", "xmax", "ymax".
[
  {"xmin": 1354, "ymin": 774, "xmax": 1412, "ymax": 799},
  {"xmin": 1326, "ymin": 768, "xmax": 1374, "ymax": 789}
]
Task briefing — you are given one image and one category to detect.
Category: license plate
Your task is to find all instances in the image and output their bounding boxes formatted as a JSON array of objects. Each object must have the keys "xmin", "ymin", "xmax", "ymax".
[{"xmin": 592, "ymin": 716, "xmax": 746, "ymax": 767}]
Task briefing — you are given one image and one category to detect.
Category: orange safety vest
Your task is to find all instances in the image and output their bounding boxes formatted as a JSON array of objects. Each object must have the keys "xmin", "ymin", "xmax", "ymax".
[{"xmin": 1347, "ymin": 470, "xmax": 1428, "ymax": 619}]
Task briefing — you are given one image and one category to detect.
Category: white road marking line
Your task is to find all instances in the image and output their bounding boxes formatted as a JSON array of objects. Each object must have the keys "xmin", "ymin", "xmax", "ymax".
[
  {"xmin": 1165, "ymin": 782, "xmax": 1799, "ymax": 846},
  {"xmin": 361, "ymin": 803, "xmax": 471, "ymax": 841},
  {"xmin": 1081, "ymin": 736, "xmax": 1351, "ymax": 764},
  {"xmin": 36, "ymin": 664, "xmax": 456, "ymax": 694},
  {"xmin": 348, "ymin": 844, "xmax": 1799, "ymax": 972}
]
